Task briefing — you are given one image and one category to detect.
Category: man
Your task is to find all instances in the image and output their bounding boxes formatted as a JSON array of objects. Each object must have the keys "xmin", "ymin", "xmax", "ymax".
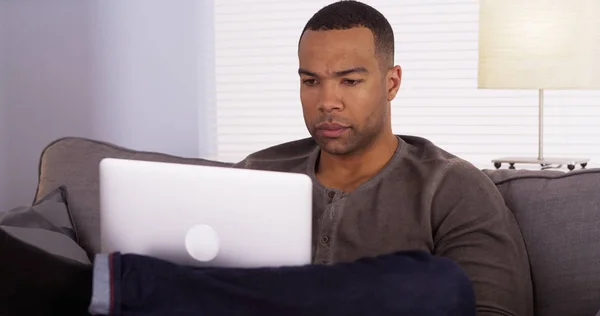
[
  {"xmin": 1, "ymin": 1, "xmax": 532, "ymax": 315},
  {"xmin": 235, "ymin": 1, "xmax": 533, "ymax": 313}
]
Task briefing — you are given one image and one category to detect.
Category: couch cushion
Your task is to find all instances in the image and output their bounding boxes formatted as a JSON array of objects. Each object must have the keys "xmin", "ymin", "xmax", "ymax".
[
  {"xmin": 34, "ymin": 137, "xmax": 233, "ymax": 257},
  {"xmin": 484, "ymin": 168, "xmax": 600, "ymax": 316}
]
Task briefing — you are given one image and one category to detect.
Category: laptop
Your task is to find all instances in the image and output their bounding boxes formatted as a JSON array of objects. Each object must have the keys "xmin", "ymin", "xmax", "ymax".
[{"xmin": 99, "ymin": 158, "xmax": 313, "ymax": 268}]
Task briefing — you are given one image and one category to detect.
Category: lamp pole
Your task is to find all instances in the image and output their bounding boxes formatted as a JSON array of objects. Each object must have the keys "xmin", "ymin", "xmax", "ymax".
[{"xmin": 538, "ymin": 89, "xmax": 544, "ymax": 161}]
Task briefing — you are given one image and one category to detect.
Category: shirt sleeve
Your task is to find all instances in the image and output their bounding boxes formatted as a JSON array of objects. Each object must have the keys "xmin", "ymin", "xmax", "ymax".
[{"xmin": 430, "ymin": 159, "xmax": 534, "ymax": 316}]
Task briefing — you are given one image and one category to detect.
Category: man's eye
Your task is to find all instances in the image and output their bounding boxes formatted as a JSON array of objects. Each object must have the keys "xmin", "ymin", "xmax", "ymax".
[
  {"xmin": 302, "ymin": 79, "xmax": 318, "ymax": 86},
  {"xmin": 343, "ymin": 79, "xmax": 361, "ymax": 86}
]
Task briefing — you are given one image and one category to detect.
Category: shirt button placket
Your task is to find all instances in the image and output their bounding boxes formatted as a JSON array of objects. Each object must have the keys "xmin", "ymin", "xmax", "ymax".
[
  {"xmin": 327, "ymin": 191, "xmax": 336, "ymax": 204},
  {"xmin": 314, "ymin": 193, "xmax": 336, "ymax": 264}
]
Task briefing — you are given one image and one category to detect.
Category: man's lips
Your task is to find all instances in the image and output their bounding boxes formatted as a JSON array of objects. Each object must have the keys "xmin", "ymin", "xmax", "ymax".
[{"xmin": 316, "ymin": 123, "xmax": 350, "ymax": 138}]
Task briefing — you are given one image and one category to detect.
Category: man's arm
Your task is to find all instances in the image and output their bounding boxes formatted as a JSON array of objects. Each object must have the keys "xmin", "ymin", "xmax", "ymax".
[
  {"xmin": 431, "ymin": 160, "xmax": 533, "ymax": 315},
  {"xmin": 90, "ymin": 251, "xmax": 476, "ymax": 316}
]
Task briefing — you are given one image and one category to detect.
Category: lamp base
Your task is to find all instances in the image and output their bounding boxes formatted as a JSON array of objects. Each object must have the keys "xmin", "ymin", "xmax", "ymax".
[{"xmin": 492, "ymin": 157, "xmax": 590, "ymax": 171}]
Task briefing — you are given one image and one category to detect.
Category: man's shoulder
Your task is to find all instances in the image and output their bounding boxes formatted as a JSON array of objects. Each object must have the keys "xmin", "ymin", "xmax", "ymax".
[
  {"xmin": 398, "ymin": 134, "xmax": 488, "ymax": 186},
  {"xmin": 400, "ymin": 134, "xmax": 459, "ymax": 163},
  {"xmin": 400, "ymin": 135, "xmax": 468, "ymax": 169},
  {"xmin": 233, "ymin": 137, "xmax": 318, "ymax": 173},
  {"xmin": 398, "ymin": 135, "xmax": 503, "ymax": 211}
]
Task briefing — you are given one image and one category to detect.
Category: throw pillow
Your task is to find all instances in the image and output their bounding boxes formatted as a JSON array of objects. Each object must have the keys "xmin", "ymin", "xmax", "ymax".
[{"xmin": 0, "ymin": 186, "xmax": 90, "ymax": 265}]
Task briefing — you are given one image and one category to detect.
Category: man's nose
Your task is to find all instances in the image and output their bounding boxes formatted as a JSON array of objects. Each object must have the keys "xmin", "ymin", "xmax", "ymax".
[{"xmin": 317, "ymin": 82, "xmax": 343, "ymax": 112}]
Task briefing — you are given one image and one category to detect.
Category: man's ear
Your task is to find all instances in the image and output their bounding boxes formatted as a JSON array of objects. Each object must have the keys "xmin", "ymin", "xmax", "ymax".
[{"xmin": 386, "ymin": 65, "xmax": 402, "ymax": 101}]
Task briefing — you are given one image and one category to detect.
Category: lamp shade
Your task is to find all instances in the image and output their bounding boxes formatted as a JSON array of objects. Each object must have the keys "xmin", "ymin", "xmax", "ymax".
[{"xmin": 478, "ymin": 0, "xmax": 600, "ymax": 90}]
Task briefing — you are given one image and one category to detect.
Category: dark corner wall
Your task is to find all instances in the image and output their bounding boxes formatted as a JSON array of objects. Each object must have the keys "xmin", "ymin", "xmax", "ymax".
[
  {"xmin": 0, "ymin": 0, "xmax": 216, "ymax": 210},
  {"xmin": 0, "ymin": 1, "xmax": 8, "ymax": 210}
]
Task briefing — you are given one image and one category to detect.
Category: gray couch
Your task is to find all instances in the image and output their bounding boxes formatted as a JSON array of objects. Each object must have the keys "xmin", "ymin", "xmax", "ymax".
[{"xmin": 23, "ymin": 137, "xmax": 600, "ymax": 315}]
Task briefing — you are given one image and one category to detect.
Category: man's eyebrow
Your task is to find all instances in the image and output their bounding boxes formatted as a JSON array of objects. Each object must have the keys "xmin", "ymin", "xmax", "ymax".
[
  {"xmin": 334, "ymin": 67, "xmax": 368, "ymax": 76},
  {"xmin": 298, "ymin": 68, "xmax": 317, "ymax": 77},
  {"xmin": 298, "ymin": 67, "xmax": 369, "ymax": 77}
]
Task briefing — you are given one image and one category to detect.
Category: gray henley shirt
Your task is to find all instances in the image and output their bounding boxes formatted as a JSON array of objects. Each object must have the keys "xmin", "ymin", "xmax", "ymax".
[{"xmin": 234, "ymin": 135, "xmax": 533, "ymax": 316}]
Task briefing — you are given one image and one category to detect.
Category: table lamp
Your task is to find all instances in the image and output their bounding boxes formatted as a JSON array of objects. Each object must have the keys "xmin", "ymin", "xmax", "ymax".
[{"xmin": 478, "ymin": 0, "xmax": 600, "ymax": 170}]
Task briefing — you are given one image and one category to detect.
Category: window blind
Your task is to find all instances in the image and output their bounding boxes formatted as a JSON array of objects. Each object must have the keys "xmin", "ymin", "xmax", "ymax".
[{"xmin": 213, "ymin": 0, "xmax": 600, "ymax": 169}]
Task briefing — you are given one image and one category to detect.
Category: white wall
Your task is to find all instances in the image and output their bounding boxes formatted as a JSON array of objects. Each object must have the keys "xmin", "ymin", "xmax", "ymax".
[
  {"xmin": 0, "ymin": 0, "xmax": 213, "ymax": 210},
  {"xmin": 197, "ymin": 0, "xmax": 218, "ymax": 160}
]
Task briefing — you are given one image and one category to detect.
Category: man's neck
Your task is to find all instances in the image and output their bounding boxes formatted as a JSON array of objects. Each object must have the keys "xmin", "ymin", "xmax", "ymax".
[{"xmin": 316, "ymin": 133, "xmax": 399, "ymax": 192}]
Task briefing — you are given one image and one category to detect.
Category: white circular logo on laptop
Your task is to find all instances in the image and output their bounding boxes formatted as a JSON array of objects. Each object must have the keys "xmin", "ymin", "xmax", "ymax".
[{"xmin": 185, "ymin": 224, "xmax": 220, "ymax": 262}]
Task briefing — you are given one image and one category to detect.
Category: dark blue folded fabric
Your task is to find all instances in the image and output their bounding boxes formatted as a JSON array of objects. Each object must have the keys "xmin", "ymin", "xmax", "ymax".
[{"xmin": 90, "ymin": 250, "xmax": 476, "ymax": 316}]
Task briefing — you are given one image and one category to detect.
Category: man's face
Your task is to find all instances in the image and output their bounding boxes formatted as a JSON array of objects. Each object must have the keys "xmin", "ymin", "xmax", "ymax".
[{"xmin": 298, "ymin": 27, "xmax": 400, "ymax": 156}]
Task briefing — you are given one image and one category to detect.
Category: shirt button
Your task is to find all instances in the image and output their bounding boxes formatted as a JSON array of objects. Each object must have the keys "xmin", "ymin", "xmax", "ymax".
[
  {"xmin": 328, "ymin": 191, "xmax": 335, "ymax": 198},
  {"xmin": 320, "ymin": 236, "xmax": 329, "ymax": 244}
]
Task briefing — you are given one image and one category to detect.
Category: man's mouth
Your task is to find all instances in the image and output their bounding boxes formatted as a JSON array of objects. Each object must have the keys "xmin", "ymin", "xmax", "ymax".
[{"xmin": 316, "ymin": 125, "xmax": 349, "ymax": 138}]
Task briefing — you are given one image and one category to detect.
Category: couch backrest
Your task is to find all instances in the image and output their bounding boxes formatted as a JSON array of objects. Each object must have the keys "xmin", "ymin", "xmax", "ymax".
[
  {"xmin": 34, "ymin": 137, "xmax": 233, "ymax": 257},
  {"xmin": 484, "ymin": 168, "xmax": 600, "ymax": 316}
]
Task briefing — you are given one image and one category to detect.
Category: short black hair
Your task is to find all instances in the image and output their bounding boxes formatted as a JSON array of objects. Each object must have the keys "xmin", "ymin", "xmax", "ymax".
[{"xmin": 299, "ymin": 0, "xmax": 395, "ymax": 68}]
